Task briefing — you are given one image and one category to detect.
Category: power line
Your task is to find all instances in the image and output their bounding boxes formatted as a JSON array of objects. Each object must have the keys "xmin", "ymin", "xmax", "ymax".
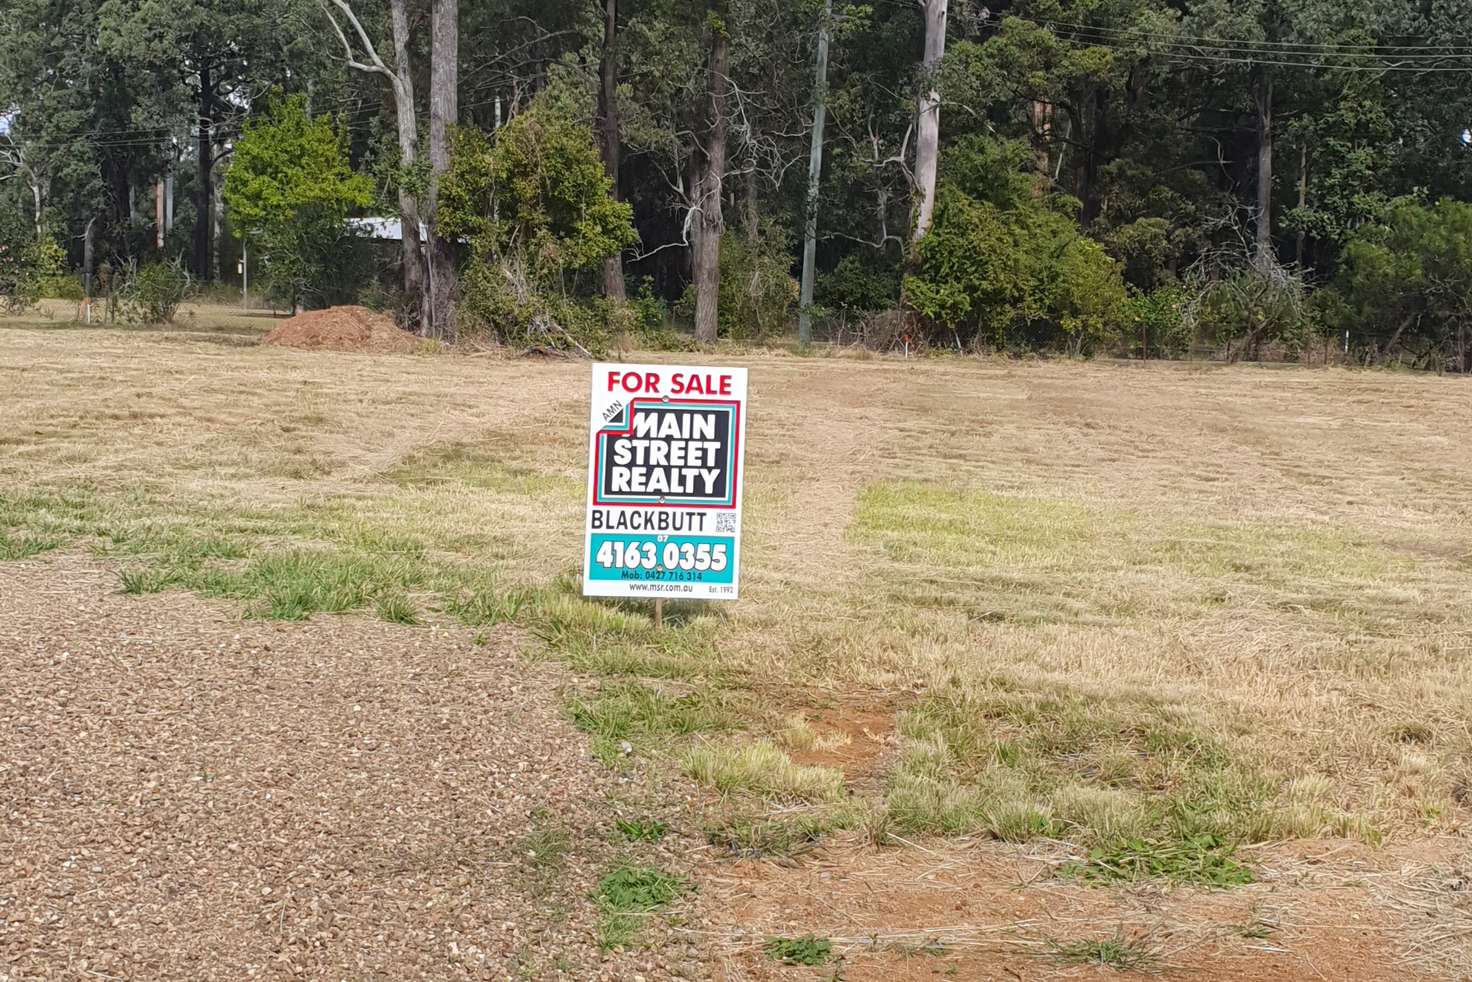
[
  {"xmin": 1035, "ymin": 18, "xmax": 1472, "ymax": 55},
  {"xmin": 1015, "ymin": 19, "xmax": 1472, "ymax": 72},
  {"xmin": 1037, "ymin": 27, "xmax": 1472, "ymax": 66}
]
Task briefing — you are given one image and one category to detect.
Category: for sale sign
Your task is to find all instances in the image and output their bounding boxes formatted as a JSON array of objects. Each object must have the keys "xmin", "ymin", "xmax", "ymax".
[{"xmin": 583, "ymin": 363, "xmax": 747, "ymax": 600}]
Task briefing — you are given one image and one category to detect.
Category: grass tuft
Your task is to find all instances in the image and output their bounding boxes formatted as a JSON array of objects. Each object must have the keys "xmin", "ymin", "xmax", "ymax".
[
  {"xmin": 880, "ymin": 683, "xmax": 1335, "ymax": 848},
  {"xmin": 1047, "ymin": 932, "xmax": 1157, "ymax": 970},
  {"xmin": 119, "ymin": 566, "xmax": 174, "ymax": 595},
  {"xmin": 703, "ymin": 809, "xmax": 850, "ymax": 858},
  {"xmin": 375, "ymin": 594, "xmax": 420, "ymax": 625},
  {"xmin": 0, "ymin": 531, "xmax": 63, "ymax": 560},
  {"xmin": 444, "ymin": 581, "xmax": 532, "ymax": 627},
  {"xmin": 683, "ymin": 739, "xmax": 846, "ymax": 801},
  {"xmin": 520, "ymin": 810, "xmax": 572, "ymax": 872}
]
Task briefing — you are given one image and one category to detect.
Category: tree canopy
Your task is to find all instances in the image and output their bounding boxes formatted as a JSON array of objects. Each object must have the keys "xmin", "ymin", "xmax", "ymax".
[{"xmin": 4, "ymin": 0, "xmax": 1472, "ymax": 366}]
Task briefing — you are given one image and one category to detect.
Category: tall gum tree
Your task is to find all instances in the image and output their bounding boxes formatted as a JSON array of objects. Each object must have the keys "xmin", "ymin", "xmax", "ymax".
[
  {"xmin": 797, "ymin": 0, "xmax": 833, "ymax": 344},
  {"xmin": 911, "ymin": 0, "xmax": 947, "ymax": 242},
  {"xmin": 322, "ymin": 0, "xmax": 428, "ymax": 327},
  {"xmin": 425, "ymin": 0, "xmax": 458, "ymax": 338},
  {"xmin": 692, "ymin": 1, "xmax": 730, "ymax": 344}
]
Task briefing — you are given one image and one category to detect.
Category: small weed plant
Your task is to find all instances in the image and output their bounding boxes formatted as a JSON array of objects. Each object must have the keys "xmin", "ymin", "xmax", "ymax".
[
  {"xmin": 595, "ymin": 865, "xmax": 687, "ymax": 949},
  {"xmin": 765, "ymin": 934, "xmax": 832, "ymax": 966},
  {"xmin": 615, "ymin": 818, "xmax": 668, "ymax": 843}
]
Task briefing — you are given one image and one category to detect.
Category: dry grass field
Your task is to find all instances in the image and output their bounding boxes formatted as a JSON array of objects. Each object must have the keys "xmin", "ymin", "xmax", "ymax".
[{"xmin": 1, "ymin": 305, "xmax": 1469, "ymax": 980}]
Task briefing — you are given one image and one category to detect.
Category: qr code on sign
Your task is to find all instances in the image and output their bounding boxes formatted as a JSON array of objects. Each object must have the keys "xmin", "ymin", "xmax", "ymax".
[{"xmin": 713, "ymin": 513, "xmax": 737, "ymax": 534}]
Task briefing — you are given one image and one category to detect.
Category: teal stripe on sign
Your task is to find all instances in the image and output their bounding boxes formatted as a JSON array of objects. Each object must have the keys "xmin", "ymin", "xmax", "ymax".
[{"xmin": 587, "ymin": 533, "xmax": 736, "ymax": 584}]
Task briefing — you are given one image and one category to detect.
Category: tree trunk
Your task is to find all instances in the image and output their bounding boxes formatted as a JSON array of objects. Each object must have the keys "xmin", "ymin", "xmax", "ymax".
[
  {"xmin": 797, "ymin": 0, "xmax": 832, "ymax": 345},
  {"xmin": 692, "ymin": 3, "xmax": 730, "ymax": 345},
  {"xmin": 1295, "ymin": 142, "xmax": 1307, "ymax": 267},
  {"xmin": 911, "ymin": 0, "xmax": 947, "ymax": 242},
  {"xmin": 386, "ymin": 0, "xmax": 426, "ymax": 327},
  {"xmin": 1029, "ymin": 99, "xmax": 1051, "ymax": 178},
  {"xmin": 30, "ymin": 174, "xmax": 43, "ymax": 240},
  {"xmin": 1080, "ymin": 87, "xmax": 1107, "ymax": 225},
  {"xmin": 194, "ymin": 60, "xmax": 213, "ymax": 280},
  {"xmin": 83, "ymin": 216, "xmax": 96, "ymax": 299},
  {"xmin": 745, "ymin": 166, "xmax": 759, "ymax": 241},
  {"xmin": 1254, "ymin": 67, "xmax": 1273, "ymax": 264},
  {"xmin": 598, "ymin": 0, "xmax": 626, "ymax": 301},
  {"xmin": 425, "ymin": 0, "xmax": 459, "ymax": 339},
  {"xmin": 211, "ymin": 162, "xmax": 224, "ymax": 282}
]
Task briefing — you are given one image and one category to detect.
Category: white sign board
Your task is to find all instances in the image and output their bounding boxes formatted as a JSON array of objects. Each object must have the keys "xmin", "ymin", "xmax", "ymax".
[{"xmin": 583, "ymin": 363, "xmax": 747, "ymax": 600}]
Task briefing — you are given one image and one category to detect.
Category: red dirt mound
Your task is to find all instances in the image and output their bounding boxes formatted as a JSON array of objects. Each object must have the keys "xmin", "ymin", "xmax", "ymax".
[{"xmin": 262, "ymin": 305, "xmax": 417, "ymax": 353}]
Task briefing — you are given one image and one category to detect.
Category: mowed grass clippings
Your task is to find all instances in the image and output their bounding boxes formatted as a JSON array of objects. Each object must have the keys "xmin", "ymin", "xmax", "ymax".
[{"xmin": 1, "ymin": 322, "xmax": 1470, "ymax": 851}]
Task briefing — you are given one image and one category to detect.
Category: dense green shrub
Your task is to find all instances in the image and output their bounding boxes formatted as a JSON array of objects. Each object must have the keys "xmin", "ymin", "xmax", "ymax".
[
  {"xmin": 1321, "ymin": 197, "xmax": 1472, "ymax": 370},
  {"xmin": 1105, "ymin": 217, "xmax": 1175, "ymax": 291},
  {"xmin": 817, "ymin": 254, "xmax": 901, "ymax": 314},
  {"xmin": 39, "ymin": 275, "xmax": 85, "ymax": 301},
  {"xmin": 674, "ymin": 228, "xmax": 799, "ymax": 340},
  {"xmin": 625, "ymin": 279, "xmax": 692, "ymax": 350},
  {"xmin": 1127, "ymin": 285, "xmax": 1192, "ymax": 358},
  {"xmin": 256, "ymin": 225, "xmax": 372, "ymax": 312},
  {"xmin": 440, "ymin": 99, "xmax": 635, "ymax": 354},
  {"xmin": 717, "ymin": 226, "xmax": 798, "ymax": 340},
  {"xmin": 629, "ymin": 278, "xmax": 667, "ymax": 333},
  {"xmin": 904, "ymin": 136, "xmax": 1130, "ymax": 354},
  {"xmin": 122, "ymin": 261, "xmax": 191, "ymax": 324},
  {"xmin": 0, "ymin": 212, "xmax": 63, "ymax": 312}
]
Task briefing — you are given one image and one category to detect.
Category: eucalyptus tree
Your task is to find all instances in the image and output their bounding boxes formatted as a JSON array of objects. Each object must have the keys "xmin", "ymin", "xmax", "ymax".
[
  {"xmin": 911, "ymin": 0, "xmax": 947, "ymax": 242},
  {"xmin": 321, "ymin": 0, "xmax": 428, "ymax": 324}
]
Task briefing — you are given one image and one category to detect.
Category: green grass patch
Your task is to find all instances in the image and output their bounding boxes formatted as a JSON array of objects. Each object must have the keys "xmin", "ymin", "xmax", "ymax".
[
  {"xmin": 852, "ymin": 480, "xmax": 1402, "ymax": 626},
  {"xmin": 375, "ymin": 594, "xmax": 420, "ymax": 625},
  {"xmin": 594, "ymin": 865, "xmax": 688, "ymax": 950},
  {"xmin": 521, "ymin": 809, "xmax": 573, "ymax": 872},
  {"xmin": 764, "ymin": 934, "xmax": 832, "ymax": 966},
  {"xmin": 533, "ymin": 589, "xmax": 724, "ymax": 680},
  {"xmin": 567, "ymin": 681, "xmax": 727, "ymax": 764},
  {"xmin": 0, "ymin": 531, "xmax": 63, "ymax": 560},
  {"xmin": 443, "ymin": 580, "xmax": 533, "ymax": 627},
  {"xmin": 853, "ymin": 483, "xmax": 1096, "ymax": 570},
  {"xmin": 220, "ymin": 549, "xmax": 428, "ymax": 620},
  {"xmin": 1059, "ymin": 834, "xmax": 1254, "ymax": 887},
  {"xmin": 388, "ymin": 444, "xmax": 582, "ymax": 499},
  {"xmin": 0, "ymin": 487, "xmax": 109, "ymax": 540},
  {"xmin": 881, "ymin": 680, "xmax": 1337, "ymax": 852},
  {"xmin": 118, "ymin": 566, "xmax": 176, "ymax": 594}
]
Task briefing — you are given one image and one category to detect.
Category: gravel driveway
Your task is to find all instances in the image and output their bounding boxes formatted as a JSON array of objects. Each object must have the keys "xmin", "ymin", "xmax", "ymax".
[{"xmin": 0, "ymin": 555, "xmax": 668, "ymax": 980}]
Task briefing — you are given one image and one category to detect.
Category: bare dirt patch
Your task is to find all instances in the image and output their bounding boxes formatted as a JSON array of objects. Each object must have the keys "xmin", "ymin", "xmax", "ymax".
[
  {"xmin": 701, "ymin": 836, "xmax": 1439, "ymax": 981},
  {"xmin": 262, "ymin": 305, "xmax": 417, "ymax": 354},
  {"xmin": 0, "ymin": 554, "xmax": 691, "ymax": 981},
  {"xmin": 784, "ymin": 702, "xmax": 899, "ymax": 782}
]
